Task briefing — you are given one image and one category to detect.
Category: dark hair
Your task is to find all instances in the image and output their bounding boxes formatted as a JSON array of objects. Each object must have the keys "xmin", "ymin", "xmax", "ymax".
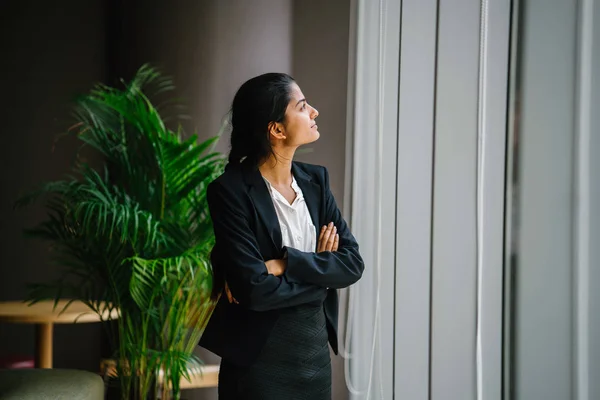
[{"xmin": 227, "ymin": 72, "xmax": 295, "ymax": 169}]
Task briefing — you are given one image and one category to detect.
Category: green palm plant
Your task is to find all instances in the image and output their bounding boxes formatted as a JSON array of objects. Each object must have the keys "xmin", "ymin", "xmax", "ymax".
[{"xmin": 16, "ymin": 65, "xmax": 225, "ymax": 399}]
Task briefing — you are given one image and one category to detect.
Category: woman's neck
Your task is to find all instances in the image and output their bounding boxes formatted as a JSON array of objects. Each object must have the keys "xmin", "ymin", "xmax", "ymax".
[{"xmin": 259, "ymin": 152, "xmax": 294, "ymax": 187}]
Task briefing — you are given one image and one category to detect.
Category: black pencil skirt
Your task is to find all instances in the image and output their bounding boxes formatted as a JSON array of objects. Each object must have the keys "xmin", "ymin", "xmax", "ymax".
[{"xmin": 218, "ymin": 304, "xmax": 332, "ymax": 400}]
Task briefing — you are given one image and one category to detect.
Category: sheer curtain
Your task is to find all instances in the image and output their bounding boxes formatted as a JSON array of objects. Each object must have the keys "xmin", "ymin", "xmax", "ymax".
[{"xmin": 343, "ymin": 1, "xmax": 510, "ymax": 399}]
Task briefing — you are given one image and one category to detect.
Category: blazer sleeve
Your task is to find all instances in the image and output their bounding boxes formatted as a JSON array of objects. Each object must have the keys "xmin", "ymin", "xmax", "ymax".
[
  {"xmin": 207, "ymin": 180, "xmax": 327, "ymax": 312},
  {"xmin": 283, "ymin": 167, "xmax": 365, "ymax": 289}
]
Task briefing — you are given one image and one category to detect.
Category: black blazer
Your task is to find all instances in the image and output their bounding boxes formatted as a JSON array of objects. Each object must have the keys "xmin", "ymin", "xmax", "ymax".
[{"xmin": 198, "ymin": 160, "xmax": 364, "ymax": 366}]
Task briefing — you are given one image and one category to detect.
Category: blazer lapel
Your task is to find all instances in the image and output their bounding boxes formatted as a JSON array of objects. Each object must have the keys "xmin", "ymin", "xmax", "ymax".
[
  {"xmin": 241, "ymin": 161, "xmax": 322, "ymax": 254},
  {"xmin": 242, "ymin": 163, "xmax": 283, "ymax": 252},
  {"xmin": 292, "ymin": 162, "xmax": 321, "ymax": 251}
]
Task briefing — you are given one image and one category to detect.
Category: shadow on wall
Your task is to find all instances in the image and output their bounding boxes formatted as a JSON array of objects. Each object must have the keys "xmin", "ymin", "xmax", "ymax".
[{"xmin": 0, "ymin": 0, "xmax": 108, "ymax": 372}]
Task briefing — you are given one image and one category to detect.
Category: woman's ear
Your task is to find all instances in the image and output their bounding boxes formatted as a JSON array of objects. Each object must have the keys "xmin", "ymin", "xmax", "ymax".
[{"xmin": 268, "ymin": 121, "xmax": 286, "ymax": 140}]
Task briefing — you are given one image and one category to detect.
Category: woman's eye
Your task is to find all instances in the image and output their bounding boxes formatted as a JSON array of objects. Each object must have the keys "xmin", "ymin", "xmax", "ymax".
[{"xmin": 301, "ymin": 104, "xmax": 307, "ymax": 110}]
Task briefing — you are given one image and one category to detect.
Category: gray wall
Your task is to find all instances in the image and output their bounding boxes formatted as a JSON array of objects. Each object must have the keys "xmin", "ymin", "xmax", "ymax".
[
  {"xmin": 589, "ymin": 2, "xmax": 599, "ymax": 399},
  {"xmin": 510, "ymin": 2, "xmax": 600, "ymax": 398},
  {"xmin": 511, "ymin": 1, "xmax": 582, "ymax": 399},
  {"xmin": 291, "ymin": 0, "xmax": 350, "ymax": 207},
  {"xmin": 0, "ymin": 0, "xmax": 107, "ymax": 372},
  {"xmin": 114, "ymin": 0, "xmax": 294, "ymax": 155}
]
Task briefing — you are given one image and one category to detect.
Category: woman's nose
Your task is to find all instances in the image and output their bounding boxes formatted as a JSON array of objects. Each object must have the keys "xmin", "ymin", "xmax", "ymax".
[{"xmin": 311, "ymin": 106, "xmax": 319, "ymax": 118}]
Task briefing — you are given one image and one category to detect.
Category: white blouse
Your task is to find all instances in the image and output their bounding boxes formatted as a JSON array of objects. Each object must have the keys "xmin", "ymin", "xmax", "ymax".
[{"xmin": 262, "ymin": 176, "xmax": 316, "ymax": 253}]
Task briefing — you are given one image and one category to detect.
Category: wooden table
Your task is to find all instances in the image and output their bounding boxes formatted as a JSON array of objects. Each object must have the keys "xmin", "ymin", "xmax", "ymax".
[{"xmin": 0, "ymin": 300, "xmax": 119, "ymax": 369}]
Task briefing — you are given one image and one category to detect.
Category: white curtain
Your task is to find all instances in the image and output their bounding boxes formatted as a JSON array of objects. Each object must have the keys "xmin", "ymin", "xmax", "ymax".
[{"xmin": 343, "ymin": 1, "xmax": 510, "ymax": 399}]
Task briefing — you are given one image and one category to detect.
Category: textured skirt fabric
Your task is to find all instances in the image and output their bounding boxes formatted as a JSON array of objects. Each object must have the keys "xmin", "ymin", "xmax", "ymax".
[{"xmin": 218, "ymin": 304, "xmax": 332, "ymax": 400}]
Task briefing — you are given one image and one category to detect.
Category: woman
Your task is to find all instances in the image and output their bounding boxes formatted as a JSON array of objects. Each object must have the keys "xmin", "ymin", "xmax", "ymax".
[{"xmin": 199, "ymin": 72, "xmax": 364, "ymax": 399}]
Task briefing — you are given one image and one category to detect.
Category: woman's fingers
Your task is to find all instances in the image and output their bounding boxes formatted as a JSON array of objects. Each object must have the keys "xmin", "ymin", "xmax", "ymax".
[
  {"xmin": 319, "ymin": 222, "xmax": 335, "ymax": 252},
  {"xmin": 326, "ymin": 226, "xmax": 337, "ymax": 251},
  {"xmin": 318, "ymin": 225, "xmax": 327, "ymax": 252},
  {"xmin": 318, "ymin": 224, "xmax": 328, "ymax": 252},
  {"xmin": 224, "ymin": 282, "xmax": 238, "ymax": 304},
  {"xmin": 333, "ymin": 233, "xmax": 339, "ymax": 251},
  {"xmin": 225, "ymin": 282, "xmax": 233, "ymax": 303}
]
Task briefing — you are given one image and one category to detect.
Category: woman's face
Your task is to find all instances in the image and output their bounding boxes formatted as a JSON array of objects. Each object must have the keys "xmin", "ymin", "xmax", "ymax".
[{"xmin": 276, "ymin": 83, "xmax": 320, "ymax": 147}]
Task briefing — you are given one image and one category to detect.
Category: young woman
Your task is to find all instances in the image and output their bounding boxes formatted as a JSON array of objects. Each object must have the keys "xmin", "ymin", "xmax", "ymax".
[{"xmin": 199, "ymin": 73, "xmax": 364, "ymax": 399}]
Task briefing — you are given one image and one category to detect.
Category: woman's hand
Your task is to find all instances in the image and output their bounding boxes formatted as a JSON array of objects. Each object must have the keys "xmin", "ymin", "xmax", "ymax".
[
  {"xmin": 265, "ymin": 259, "xmax": 286, "ymax": 276},
  {"xmin": 224, "ymin": 259, "xmax": 287, "ymax": 303},
  {"xmin": 225, "ymin": 224, "xmax": 337, "ymax": 303},
  {"xmin": 318, "ymin": 222, "xmax": 339, "ymax": 253},
  {"xmin": 224, "ymin": 281, "xmax": 239, "ymax": 304}
]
